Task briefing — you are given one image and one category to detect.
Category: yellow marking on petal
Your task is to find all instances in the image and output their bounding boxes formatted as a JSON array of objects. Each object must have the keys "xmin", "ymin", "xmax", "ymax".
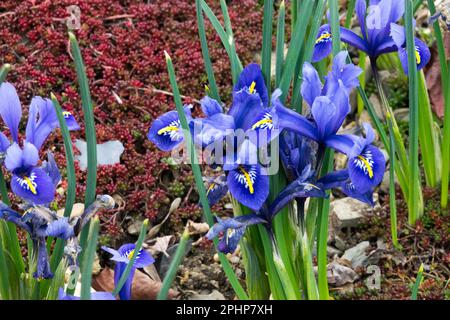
[
  {"xmin": 239, "ymin": 167, "xmax": 254, "ymax": 194},
  {"xmin": 305, "ymin": 183, "xmax": 321, "ymax": 190},
  {"xmin": 24, "ymin": 176, "xmax": 37, "ymax": 195},
  {"xmin": 415, "ymin": 49, "xmax": 421, "ymax": 65},
  {"xmin": 207, "ymin": 182, "xmax": 216, "ymax": 195},
  {"xmin": 251, "ymin": 118, "xmax": 273, "ymax": 130},
  {"xmin": 205, "ymin": 84, "xmax": 210, "ymax": 92},
  {"xmin": 316, "ymin": 32, "xmax": 331, "ymax": 44},
  {"xmin": 358, "ymin": 155, "xmax": 374, "ymax": 179},
  {"xmin": 127, "ymin": 249, "xmax": 135, "ymax": 260},
  {"xmin": 249, "ymin": 81, "xmax": 256, "ymax": 94},
  {"xmin": 157, "ymin": 126, "xmax": 179, "ymax": 135},
  {"xmin": 62, "ymin": 111, "xmax": 72, "ymax": 117}
]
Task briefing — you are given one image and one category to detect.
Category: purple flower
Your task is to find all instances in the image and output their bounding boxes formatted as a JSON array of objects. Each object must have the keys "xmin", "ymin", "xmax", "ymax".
[
  {"xmin": 312, "ymin": 0, "xmax": 430, "ymax": 74},
  {"xmin": 0, "ymin": 82, "xmax": 80, "ymax": 204},
  {"xmin": 102, "ymin": 243, "xmax": 155, "ymax": 300},
  {"xmin": 206, "ymin": 214, "xmax": 267, "ymax": 254}
]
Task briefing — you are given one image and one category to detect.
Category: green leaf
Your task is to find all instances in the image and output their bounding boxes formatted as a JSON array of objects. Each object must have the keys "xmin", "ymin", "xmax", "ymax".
[
  {"xmin": 80, "ymin": 217, "xmax": 100, "ymax": 300},
  {"xmin": 261, "ymin": 0, "xmax": 274, "ymax": 96},
  {"xmin": 404, "ymin": 0, "xmax": 421, "ymax": 224},
  {"xmin": 157, "ymin": 228, "xmax": 190, "ymax": 300}
]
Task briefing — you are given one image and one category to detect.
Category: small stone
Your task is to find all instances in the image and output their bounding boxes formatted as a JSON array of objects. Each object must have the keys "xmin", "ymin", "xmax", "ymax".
[
  {"xmin": 224, "ymin": 203, "xmax": 233, "ymax": 210},
  {"xmin": 394, "ymin": 108, "xmax": 409, "ymax": 122},
  {"xmin": 213, "ymin": 253, "xmax": 220, "ymax": 263},
  {"xmin": 342, "ymin": 241, "xmax": 370, "ymax": 268},
  {"xmin": 189, "ymin": 290, "xmax": 225, "ymax": 300},
  {"xmin": 327, "ymin": 262, "xmax": 359, "ymax": 287},
  {"xmin": 327, "ymin": 246, "xmax": 342, "ymax": 258},
  {"xmin": 331, "ymin": 197, "xmax": 373, "ymax": 230},
  {"xmin": 334, "ymin": 235, "xmax": 347, "ymax": 251},
  {"xmin": 229, "ymin": 256, "xmax": 240, "ymax": 264}
]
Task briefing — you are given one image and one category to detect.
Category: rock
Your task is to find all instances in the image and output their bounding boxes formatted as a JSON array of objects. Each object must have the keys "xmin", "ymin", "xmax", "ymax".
[
  {"xmin": 57, "ymin": 203, "xmax": 84, "ymax": 218},
  {"xmin": 331, "ymin": 197, "xmax": 373, "ymax": 230},
  {"xmin": 188, "ymin": 290, "xmax": 225, "ymax": 300},
  {"xmin": 127, "ymin": 220, "xmax": 143, "ymax": 235},
  {"xmin": 334, "ymin": 235, "xmax": 347, "ymax": 251},
  {"xmin": 327, "ymin": 262, "xmax": 359, "ymax": 287},
  {"xmin": 393, "ymin": 108, "xmax": 409, "ymax": 122},
  {"xmin": 229, "ymin": 256, "xmax": 240, "ymax": 264},
  {"xmin": 327, "ymin": 246, "xmax": 342, "ymax": 258},
  {"xmin": 334, "ymin": 152, "xmax": 348, "ymax": 171},
  {"xmin": 342, "ymin": 241, "xmax": 370, "ymax": 268}
]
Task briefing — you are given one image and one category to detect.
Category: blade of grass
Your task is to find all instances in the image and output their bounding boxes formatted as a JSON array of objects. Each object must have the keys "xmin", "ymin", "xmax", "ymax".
[
  {"xmin": 405, "ymin": 0, "xmax": 421, "ymax": 224},
  {"xmin": 429, "ymin": 0, "xmax": 450, "ymax": 207},
  {"xmin": 112, "ymin": 219, "xmax": 148, "ymax": 297},
  {"xmin": 69, "ymin": 32, "xmax": 98, "ymax": 265},
  {"xmin": 292, "ymin": 0, "xmax": 326, "ymax": 112},
  {"xmin": 345, "ymin": 0, "xmax": 356, "ymax": 28},
  {"xmin": 279, "ymin": 0, "xmax": 314, "ymax": 102},
  {"xmin": 275, "ymin": 1, "xmax": 286, "ymax": 87},
  {"xmin": 261, "ymin": 0, "xmax": 274, "ymax": 97},
  {"xmin": 417, "ymin": 71, "xmax": 441, "ymax": 187},
  {"xmin": 0, "ymin": 236, "xmax": 10, "ymax": 299},
  {"xmin": 387, "ymin": 114, "xmax": 399, "ymax": 249},
  {"xmin": 200, "ymin": 0, "xmax": 242, "ymax": 77},
  {"xmin": 411, "ymin": 263, "xmax": 424, "ymax": 300},
  {"xmin": 80, "ymin": 217, "xmax": 100, "ymax": 300},
  {"xmin": 164, "ymin": 52, "xmax": 248, "ymax": 300},
  {"xmin": 49, "ymin": 94, "xmax": 77, "ymax": 272},
  {"xmin": 68, "ymin": 32, "xmax": 97, "ymax": 208},
  {"xmin": 157, "ymin": 228, "xmax": 190, "ymax": 300},
  {"xmin": 195, "ymin": 0, "xmax": 221, "ymax": 103}
]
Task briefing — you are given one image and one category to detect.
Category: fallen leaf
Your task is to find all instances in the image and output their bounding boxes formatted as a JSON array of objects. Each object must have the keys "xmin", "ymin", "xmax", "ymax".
[
  {"xmin": 186, "ymin": 220, "xmax": 210, "ymax": 235},
  {"xmin": 148, "ymin": 235, "xmax": 174, "ymax": 257},
  {"xmin": 92, "ymin": 267, "xmax": 178, "ymax": 300}
]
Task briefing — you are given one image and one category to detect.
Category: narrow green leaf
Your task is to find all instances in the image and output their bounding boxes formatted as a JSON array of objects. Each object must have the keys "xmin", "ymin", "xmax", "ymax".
[
  {"xmin": 112, "ymin": 219, "xmax": 148, "ymax": 297},
  {"xmin": 261, "ymin": 0, "xmax": 274, "ymax": 96},
  {"xmin": 387, "ymin": 115, "xmax": 399, "ymax": 249},
  {"xmin": 164, "ymin": 52, "xmax": 248, "ymax": 300},
  {"xmin": 0, "ymin": 236, "xmax": 10, "ymax": 299},
  {"xmin": 49, "ymin": 94, "xmax": 77, "ymax": 272},
  {"xmin": 80, "ymin": 217, "xmax": 100, "ymax": 300},
  {"xmin": 411, "ymin": 263, "xmax": 424, "ymax": 300},
  {"xmin": 405, "ymin": 0, "xmax": 421, "ymax": 224},
  {"xmin": 279, "ymin": 0, "xmax": 314, "ymax": 102},
  {"xmin": 417, "ymin": 72, "xmax": 441, "ymax": 187},
  {"xmin": 275, "ymin": 0, "xmax": 286, "ymax": 87},
  {"xmin": 68, "ymin": 32, "xmax": 97, "ymax": 208},
  {"xmin": 157, "ymin": 229, "xmax": 190, "ymax": 300},
  {"xmin": 195, "ymin": 0, "xmax": 221, "ymax": 103},
  {"xmin": 0, "ymin": 64, "xmax": 12, "ymax": 83}
]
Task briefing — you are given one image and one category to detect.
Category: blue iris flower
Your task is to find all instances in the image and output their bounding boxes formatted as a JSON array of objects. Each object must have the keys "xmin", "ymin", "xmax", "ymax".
[
  {"xmin": 149, "ymin": 64, "xmax": 275, "ymax": 211},
  {"xmin": 0, "ymin": 83, "xmax": 80, "ymax": 205},
  {"xmin": 270, "ymin": 53, "xmax": 385, "ymax": 194},
  {"xmin": 102, "ymin": 243, "xmax": 155, "ymax": 300},
  {"xmin": 0, "ymin": 194, "xmax": 114, "ymax": 279},
  {"xmin": 312, "ymin": 0, "xmax": 430, "ymax": 74},
  {"xmin": 206, "ymin": 214, "xmax": 267, "ymax": 254}
]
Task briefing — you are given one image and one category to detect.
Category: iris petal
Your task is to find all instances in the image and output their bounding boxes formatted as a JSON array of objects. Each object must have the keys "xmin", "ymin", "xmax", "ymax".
[
  {"xmin": 0, "ymin": 83, "xmax": 22, "ymax": 143},
  {"xmin": 234, "ymin": 63, "xmax": 269, "ymax": 107},
  {"xmin": 25, "ymin": 97, "xmax": 59, "ymax": 150},
  {"xmin": 301, "ymin": 62, "xmax": 323, "ymax": 107},
  {"xmin": 200, "ymin": 96, "xmax": 223, "ymax": 117},
  {"xmin": 11, "ymin": 167, "xmax": 55, "ymax": 205},
  {"xmin": 312, "ymin": 25, "xmax": 333, "ymax": 62},
  {"xmin": 226, "ymin": 164, "xmax": 269, "ymax": 211},
  {"xmin": 348, "ymin": 144, "xmax": 386, "ymax": 193},
  {"xmin": 147, "ymin": 106, "xmax": 191, "ymax": 152}
]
